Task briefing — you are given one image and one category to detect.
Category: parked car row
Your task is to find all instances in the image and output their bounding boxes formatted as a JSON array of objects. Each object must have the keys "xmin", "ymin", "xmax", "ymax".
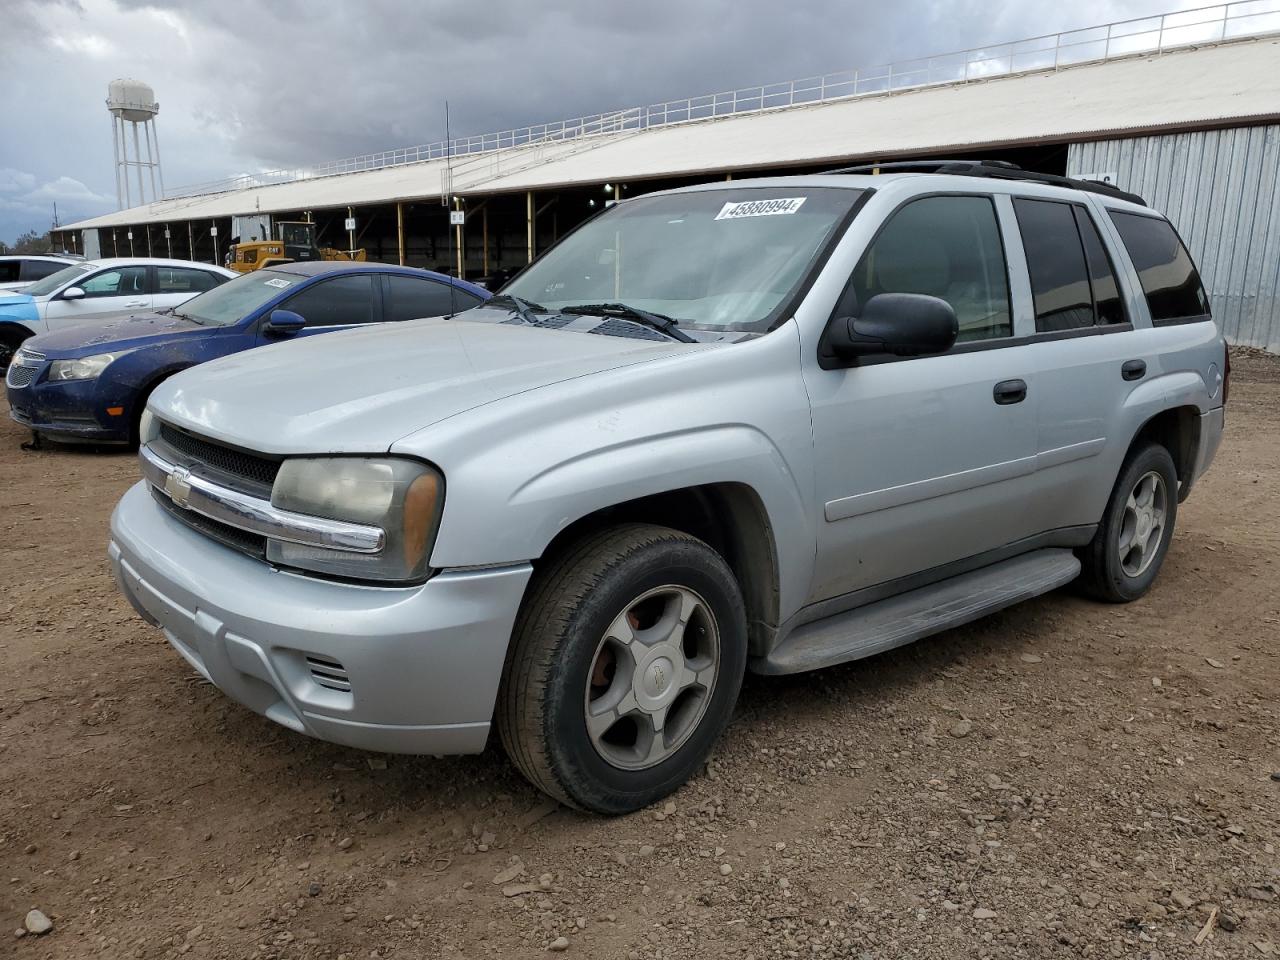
[
  {"xmin": 11, "ymin": 164, "xmax": 1228, "ymax": 815},
  {"xmin": 5, "ymin": 260, "xmax": 488, "ymax": 444}
]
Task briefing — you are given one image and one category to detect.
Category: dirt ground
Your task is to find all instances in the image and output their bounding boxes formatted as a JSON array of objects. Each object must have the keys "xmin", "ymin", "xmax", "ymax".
[{"xmin": 2, "ymin": 351, "xmax": 1277, "ymax": 960}]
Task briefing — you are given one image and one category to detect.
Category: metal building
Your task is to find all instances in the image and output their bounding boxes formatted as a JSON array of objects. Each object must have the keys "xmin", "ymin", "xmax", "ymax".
[{"xmin": 1069, "ymin": 126, "xmax": 1280, "ymax": 351}]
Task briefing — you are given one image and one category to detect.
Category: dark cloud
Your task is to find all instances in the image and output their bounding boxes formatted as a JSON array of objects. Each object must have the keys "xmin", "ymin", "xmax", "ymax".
[{"xmin": 2, "ymin": 0, "xmax": 1204, "ymax": 240}]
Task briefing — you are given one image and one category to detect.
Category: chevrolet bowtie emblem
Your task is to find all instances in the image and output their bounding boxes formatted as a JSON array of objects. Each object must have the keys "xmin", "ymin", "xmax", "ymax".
[{"xmin": 165, "ymin": 466, "xmax": 193, "ymax": 508}]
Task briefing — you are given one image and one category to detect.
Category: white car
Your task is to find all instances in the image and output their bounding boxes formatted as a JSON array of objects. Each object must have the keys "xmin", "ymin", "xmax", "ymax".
[
  {"xmin": 0, "ymin": 258, "xmax": 236, "ymax": 368},
  {"xmin": 0, "ymin": 254, "xmax": 83, "ymax": 293}
]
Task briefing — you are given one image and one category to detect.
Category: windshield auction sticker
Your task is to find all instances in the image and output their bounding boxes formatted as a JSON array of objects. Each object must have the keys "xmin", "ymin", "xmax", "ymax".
[
  {"xmin": 263, "ymin": 278, "xmax": 293, "ymax": 289},
  {"xmin": 714, "ymin": 197, "xmax": 807, "ymax": 220}
]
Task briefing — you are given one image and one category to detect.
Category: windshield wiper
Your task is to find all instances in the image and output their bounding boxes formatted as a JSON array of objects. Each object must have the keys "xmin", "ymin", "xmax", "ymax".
[
  {"xmin": 559, "ymin": 302, "xmax": 695, "ymax": 343},
  {"xmin": 484, "ymin": 293, "xmax": 544, "ymax": 326}
]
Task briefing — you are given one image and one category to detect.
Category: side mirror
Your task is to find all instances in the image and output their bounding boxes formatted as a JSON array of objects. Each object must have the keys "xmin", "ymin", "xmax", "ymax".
[
  {"xmin": 61, "ymin": 286, "xmax": 86, "ymax": 301},
  {"xmin": 827, "ymin": 293, "xmax": 958, "ymax": 361},
  {"xmin": 264, "ymin": 308, "xmax": 306, "ymax": 336}
]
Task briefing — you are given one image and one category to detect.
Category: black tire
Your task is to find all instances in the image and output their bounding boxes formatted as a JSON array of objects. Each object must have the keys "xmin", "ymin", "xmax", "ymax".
[
  {"xmin": 497, "ymin": 523, "xmax": 747, "ymax": 814},
  {"xmin": 1078, "ymin": 442, "xmax": 1178, "ymax": 603},
  {"xmin": 0, "ymin": 327, "xmax": 29, "ymax": 372}
]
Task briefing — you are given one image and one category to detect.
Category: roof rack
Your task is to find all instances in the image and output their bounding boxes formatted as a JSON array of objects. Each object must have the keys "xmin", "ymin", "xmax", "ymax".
[{"xmin": 824, "ymin": 159, "xmax": 1146, "ymax": 207}]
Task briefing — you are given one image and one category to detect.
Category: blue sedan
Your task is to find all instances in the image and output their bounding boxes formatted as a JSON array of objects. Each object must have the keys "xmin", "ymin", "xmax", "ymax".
[{"xmin": 5, "ymin": 262, "xmax": 489, "ymax": 445}]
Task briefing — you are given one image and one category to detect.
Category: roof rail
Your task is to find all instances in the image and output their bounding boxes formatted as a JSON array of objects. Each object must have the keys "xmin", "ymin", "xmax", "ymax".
[{"xmin": 825, "ymin": 159, "xmax": 1147, "ymax": 206}]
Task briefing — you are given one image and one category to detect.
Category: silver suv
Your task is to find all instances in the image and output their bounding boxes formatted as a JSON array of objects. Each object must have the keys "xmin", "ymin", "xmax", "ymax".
[{"xmin": 109, "ymin": 162, "xmax": 1226, "ymax": 814}]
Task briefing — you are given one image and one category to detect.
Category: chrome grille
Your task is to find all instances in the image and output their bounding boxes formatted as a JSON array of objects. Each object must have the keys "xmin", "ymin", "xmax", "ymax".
[{"xmin": 155, "ymin": 422, "xmax": 281, "ymax": 496}]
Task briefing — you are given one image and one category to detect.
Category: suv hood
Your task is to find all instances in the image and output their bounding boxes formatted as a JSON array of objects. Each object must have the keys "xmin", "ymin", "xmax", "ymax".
[
  {"xmin": 26, "ymin": 311, "xmax": 209, "ymax": 357},
  {"xmin": 152, "ymin": 314, "xmax": 703, "ymax": 454}
]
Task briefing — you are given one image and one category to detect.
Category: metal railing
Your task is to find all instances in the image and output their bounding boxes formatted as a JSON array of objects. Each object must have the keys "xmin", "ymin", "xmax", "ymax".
[{"xmin": 163, "ymin": 0, "xmax": 1280, "ymax": 202}]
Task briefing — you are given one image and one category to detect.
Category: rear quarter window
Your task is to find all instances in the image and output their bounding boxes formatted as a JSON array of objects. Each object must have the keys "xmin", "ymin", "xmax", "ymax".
[{"xmin": 1108, "ymin": 211, "xmax": 1210, "ymax": 324}]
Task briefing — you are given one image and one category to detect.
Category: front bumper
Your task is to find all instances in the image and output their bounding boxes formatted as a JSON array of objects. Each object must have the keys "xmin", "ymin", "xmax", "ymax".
[
  {"xmin": 109, "ymin": 481, "xmax": 532, "ymax": 755},
  {"xmin": 7, "ymin": 373, "xmax": 130, "ymax": 443}
]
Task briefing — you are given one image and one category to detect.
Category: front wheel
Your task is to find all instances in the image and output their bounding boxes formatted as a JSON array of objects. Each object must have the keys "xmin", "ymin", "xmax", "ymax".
[
  {"xmin": 1079, "ymin": 442, "xmax": 1178, "ymax": 602},
  {"xmin": 497, "ymin": 524, "xmax": 747, "ymax": 814},
  {"xmin": 0, "ymin": 328, "xmax": 29, "ymax": 372}
]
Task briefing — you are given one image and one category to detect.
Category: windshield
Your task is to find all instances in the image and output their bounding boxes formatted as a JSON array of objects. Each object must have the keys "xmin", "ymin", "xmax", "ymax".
[
  {"xmin": 175, "ymin": 269, "xmax": 299, "ymax": 326},
  {"xmin": 503, "ymin": 187, "xmax": 863, "ymax": 332},
  {"xmin": 22, "ymin": 263, "xmax": 92, "ymax": 298}
]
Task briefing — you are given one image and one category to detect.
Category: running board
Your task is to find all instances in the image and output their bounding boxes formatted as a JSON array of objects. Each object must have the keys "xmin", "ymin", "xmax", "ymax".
[{"xmin": 755, "ymin": 548, "xmax": 1081, "ymax": 675}]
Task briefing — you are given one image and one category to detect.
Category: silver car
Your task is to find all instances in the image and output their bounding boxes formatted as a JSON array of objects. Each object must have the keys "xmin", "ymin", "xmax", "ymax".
[{"xmin": 109, "ymin": 163, "xmax": 1226, "ymax": 814}]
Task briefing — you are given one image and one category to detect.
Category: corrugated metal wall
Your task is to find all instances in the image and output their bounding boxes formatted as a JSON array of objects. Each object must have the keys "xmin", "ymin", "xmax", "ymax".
[{"xmin": 1068, "ymin": 125, "xmax": 1280, "ymax": 352}]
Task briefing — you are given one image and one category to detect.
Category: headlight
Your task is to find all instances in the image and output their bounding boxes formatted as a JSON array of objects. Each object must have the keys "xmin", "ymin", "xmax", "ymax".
[
  {"xmin": 138, "ymin": 408, "xmax": 157, "ymax": 444},
  {"xmin": 48, "ymin": 350, "xmax": 133, "ymax": 382},
  {"xmin": 267, "ymin": 457, "xmax": 443, "ymax": 583}
]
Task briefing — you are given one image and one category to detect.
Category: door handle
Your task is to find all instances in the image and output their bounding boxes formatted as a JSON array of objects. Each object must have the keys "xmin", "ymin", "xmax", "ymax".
[
  {"xmin": 1121, "ymin": 359, "xmax": 1147, "ymax": 381},
  {"xmin": 993, "ymin": 379, "xmax": 1028, "ymax": 405},
  {"xmin": 125, "ymin": 299, "xmax": 147, "ymax": 307}
]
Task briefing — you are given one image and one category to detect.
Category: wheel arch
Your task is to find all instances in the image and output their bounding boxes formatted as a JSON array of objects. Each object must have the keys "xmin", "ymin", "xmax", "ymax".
[
  {"xmin": 127, "ymin": 363, "xmax": 193, "ymax": 442},
  {"xmin": 535, "ymin": 482, "xmax": 782, "ymax": 656},
  {"xmin": 0, "ymin": 320, "xmax": 35, "ymax": 345},
  {"xmin": 1128, "ymin": 405, "xmax": 1201, "ymax": 501}
]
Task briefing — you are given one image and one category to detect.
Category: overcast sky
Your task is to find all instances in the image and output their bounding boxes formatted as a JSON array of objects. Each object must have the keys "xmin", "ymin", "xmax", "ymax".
[{"xmin": 0, "ymin": 0, "xmax": 1207, "ymax": 242}]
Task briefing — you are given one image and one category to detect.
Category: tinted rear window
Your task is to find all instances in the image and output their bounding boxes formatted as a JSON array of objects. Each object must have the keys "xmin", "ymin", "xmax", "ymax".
[
  {"xmin": 21, "ymin": 260, "xmax": 66, "ymax": 282},
  {"xmin": 1013, "ymin": 198, "xmax": 1094, "ymax": 332},
  {"xmin": 1073, "ymin": 208, "xmax": 1125, "ymax": 325},
  {"xmin": 383, "ymin": 274, "xmax": 480, "ymax": 322},
  {"xmin": 1109, "ymin": 211, "xmax": 1210, "ymax": 323}
]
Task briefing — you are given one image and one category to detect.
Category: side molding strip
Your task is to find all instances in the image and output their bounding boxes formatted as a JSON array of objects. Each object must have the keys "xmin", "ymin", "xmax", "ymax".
[{"xmin": 824, "ymin": 437, "xmax": 1105, "ymax": 522}]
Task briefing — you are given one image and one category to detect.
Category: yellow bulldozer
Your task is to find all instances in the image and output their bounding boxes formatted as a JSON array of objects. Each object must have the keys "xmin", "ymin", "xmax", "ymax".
[{"xmin": 228, "ymin": 221, "xmax": 366, "ymax": 273}]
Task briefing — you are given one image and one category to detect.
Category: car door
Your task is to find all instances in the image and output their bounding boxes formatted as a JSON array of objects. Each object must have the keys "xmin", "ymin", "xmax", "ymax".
[
  {"xmin": 43, "ymin": 264, "xmax": 151, "ymax": 329},
  {"xmin": 381, "ymin": 273, "xmax": 482, "ymax": 322},
  {"xmin": 265, "ymin": 273, "xmax": 380, "ymax": 340},
  {"xmin": 804, "ymin": 192, "xmax": 1042, "ymax": 603},
  {"xmin": 1020, "ymin": 199, "xmax": 1215, "ymax": 532},
  {"xmin": 153, "ymin": 266, "xmax": 223, "ymax": 313},
  {"xmin": 1011, "ymin": 196, "xmax": 1138, "ymax": 533}
]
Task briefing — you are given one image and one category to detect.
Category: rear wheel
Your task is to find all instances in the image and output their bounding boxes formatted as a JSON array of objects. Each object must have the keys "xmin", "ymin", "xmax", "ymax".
[
  {"xmin": 1079, "ymin": 442, "xmax": 1178, "ymax": 602},
  {"xmin": 498, "ymin": 524, "xmax": 747, "ymax": 814}
]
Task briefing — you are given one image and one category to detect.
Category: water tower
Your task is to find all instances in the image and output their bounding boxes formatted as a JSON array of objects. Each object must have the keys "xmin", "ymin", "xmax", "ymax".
[{"xmin": 107, "ymin": 78, "xmax": 163, "ymax": 209}]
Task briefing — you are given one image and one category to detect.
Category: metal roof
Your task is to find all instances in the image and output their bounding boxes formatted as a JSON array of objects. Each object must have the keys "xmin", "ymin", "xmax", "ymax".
[{"xmin": 66, "ymin": 36, "xmax": 1280, "ymax": 231}]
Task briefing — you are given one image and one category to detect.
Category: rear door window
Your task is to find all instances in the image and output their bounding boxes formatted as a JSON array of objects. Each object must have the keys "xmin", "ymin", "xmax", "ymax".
[
  {"xmin": 383, "ymin": 275, "xmax": 481, "ymax": 322},
  {"xmin": 1012, "ymin": 198, "xmax": 1095, "ymax": 332},
  {"xmin": 1108, "ymin": 211, "xmax": 1210, "ymax": 323},
  {"xmin": 20, "ymin": 260, "xmax": 65, "ymax": 282},
  {"xmin": 1073, "ymin": 208, "xmax": 1126, "ymax": 325},
  {"xmin": 280, "ymin": 274, "xmax": 376, "ymax": 326}
]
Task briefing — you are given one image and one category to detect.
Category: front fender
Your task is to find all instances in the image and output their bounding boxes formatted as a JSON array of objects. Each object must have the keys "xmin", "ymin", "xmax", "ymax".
[{"xmin": 414, "ymin": 325, "xmax": 818, "ymax": 621}]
